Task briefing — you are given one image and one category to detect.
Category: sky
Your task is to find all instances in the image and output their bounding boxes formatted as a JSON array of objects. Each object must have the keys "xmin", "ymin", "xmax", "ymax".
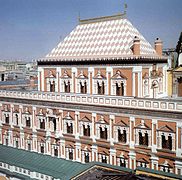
[{"xmin": 0, "ymin": 0, "xmax": 181, "ymax": 61}]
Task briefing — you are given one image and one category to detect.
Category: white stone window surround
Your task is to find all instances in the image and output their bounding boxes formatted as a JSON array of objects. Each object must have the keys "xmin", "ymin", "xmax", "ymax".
[
  {"xmin": 39, "ymin": 142, "xmax": 45, "ymax": 153},
  {"xmin": 26, "ymin": 139, "xmax": 32, "ymax": 150},
  {"xmin": 2, "ymin": 111, "xmax": 10, "ymax": 124},
  {"xmin": 96, "ymin": 123, "xmax": 109, "ymax": 140},
  {"xmin": 36, "ymin": 115, "xmax": 46, "ymax": 130},
  {"xmin": 135, "ymin": 128, "xmax": 151, "ymax": 147},
  {"xmin": 81, "ymin": 150, "xmax": 91, "ymax": 163},
  {"xmin": 22, "ymin": 113, "xmax": 32, "ymax": 128},
  {"xmin": 60, "ymin": 70, "xmax": 72, "ymax": 93},
  {"xmin": 116, "ymin": 154, "xmax": 128, "ymax": 168},
  {"xmin": 51, "ymin": 144, "xmax": 59, "ymax": 156},
  {"xmin": 3, "ymin": 132, "xmax": 8, "ymax": 146},
  {"xmin": 111, "ymin": 79, "xmax": 127, "ymax": 96},
  {"xmin": 65, "ymin": 147, "xmax": 74, "ymax": 160},
  {"xmin": 13, "ymin": 137, "xmax": 19, "ymax": 148},
  {"xmin": 157, "ymin": 131, "xmax": 175, "ymax": 151},
  {"xmin": 114, "ymin": 126, "xmax": 129, "ymax": 144},
  {"xmin": 13, "ymin": 112, "xmax": 19, "ymax": 126},
  {"xmin": 93, "ymin": 70, "xmax": 107, "ymax": 95},
  {"xmin": 63, "ymin": 118, "xmax": 74, "ymax": 134},
  {"xmin": 46, "ymin": 77, "xmax": 57, "ymax": 92},
  {"xmin": 79, "ymin": 121, "xmax": 92, "ymax": 137},
  {"xmin": 46, "ymin": 115, "xmax": 58, "ymax": 132},
  {"xmin": 77, "ymin": 71, "xmax": 88, "ymax": 94},
  {"xmin": 98, "ymin": 153, "xmax": 108, "ymax": 163}
]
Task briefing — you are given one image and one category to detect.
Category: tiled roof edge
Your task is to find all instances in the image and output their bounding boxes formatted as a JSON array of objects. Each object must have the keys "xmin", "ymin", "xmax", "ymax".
[{"xmin": 79, "ymin": 13, "xmax": 126, "ymax": 25}]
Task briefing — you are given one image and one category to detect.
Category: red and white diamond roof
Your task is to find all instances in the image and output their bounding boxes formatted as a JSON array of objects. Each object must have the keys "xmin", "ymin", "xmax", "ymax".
[{"xmin": 46, "ymin": 15, "xmax": 157, "ymax": 59}]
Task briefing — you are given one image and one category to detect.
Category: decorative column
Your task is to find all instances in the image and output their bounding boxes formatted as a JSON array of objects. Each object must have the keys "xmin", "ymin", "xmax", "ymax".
[
  {"xmin": 91, "ymin": 144, "xmax": 98, "ymax": 161},
  {"xmin": 75, "ymin": 142, "xmax": 81, "ymax": 162},
  {"xmin": 109, "ymin": 148, "xmax": 116, "ymax": 165},
  {"xmin": 72, "ymin": 67, "xmax": 77, "ymax": 93},
  {"xmin": 20, "ymin": 130, "xmax": 25, "ymax": 149},
  {"xmin": 10, "ymin": 104, "xmax": 14, "ymax": 128},
  {"xmin": 88, "ymin": 67, "xmax": 94, "ymax": 94},
  {"xmin": 150, "ymin": 155, "xmax": 159, "ymax": 170},
  {"xmin": 138, "ymin": 72, "xmax": 142, "ymax": 97},
  {"xmin": 152, "ymin": 119, "xmax": 157, "ymax": 152},
  {"xmin": 38, "ymin": 67, "xmax": 44, "ymax": 91},
  {"xmin": 176, "ymin": 122, "xmax": 182, "ymax": 157},
  {"xmin": 32, "ymin": 132, "xmax": 37, "ymax": 152},
  {"xmin": 46, "ymin": 137, "xmax": 51, "ymax": 155},
  {"xmin": 75, "ymin": 111, "xmax": 79, "ymax": 139},
  {"xmin": 92, "ymin": 113, "xmax": 96, "ymax": 142},
  {"xmin": 132, "ymin": 66, "xmax": 142, "ymax": 97},
  {"xmin": 56, "ymin": 67, "xmax": 61, "ymax": 92},
  {"xmin": 19, "ymin": 105, "xmax": 23, "ymax": 130},
  {"xmin": 32, "ymin": 107, "xmax": 36, "ymax": 132},
  {"xmin": 128, "ymin": 151, "xmax": 136, "ymax": 169},
  {"xmin": 129, "ymin": 116, "xmax": 135, "ymax": 149},
  {"xmin": 106, "ymin": 67, "xmax": 112, "ymax": 95},
  {"xmin": 109, "ymin": 115, "xmax": 114, "ymax": 145},
  {"xmin": 8, "ymin": 129, "xmax": 13, "ymax": 147},
  {"xmin": 132, "ymin": 72, "xmax": 135, "ymax": 96},
  {"xmin": 60, "ymin": 139, "xmax": 65, "ymax": 159}
]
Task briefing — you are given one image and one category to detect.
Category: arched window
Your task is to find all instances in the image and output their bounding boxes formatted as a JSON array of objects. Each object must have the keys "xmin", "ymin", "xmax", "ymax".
[
  {"xmin": 15, "ymin": 114, "xmax": 18, "ymax": 125},
  {"xmin": 100, "ymin": 127, "xmax": 107, "ymax": 140},
  {"xmin": 139, "ymin": 131, "xmax": 149, "ymax": 146},
  {"xmin": 85, "ymin": 153, "xmax": 89, "ymax": 163},
  {"xmin": 101, "ymin": 155, "xmax": 107, "ymax": 163},
  {"xmin": 54, "ymin": 148, "xmax": 58, "ymax": 157},
  {"xmin": 83, "ymin": 124, "xmax": 90, "ymax": 136},
  {"xmin": 120, "ymin": 158, "xmax": 126, "ymax": 167},
  {"xmin": 118, "ymin": 129, "xmax": 127, "ymax": 143},
  {"xmin": 162, "ymin": 134, "xmax": 172, "ymax": 150},
  {"xmin": 69, "ymin": 150, "xmax": 73, "ymax": 160},
  {"xmin": 64, "ymin": 81, "xmax": 70, "ymax": 93},
  {"xmin": 40, "ymin": 119, "xmax": 45, "ymax": 129},
  {"xmin": 116, "ymin": 82, "xmax": 124, "ymax": 96},
  {"xmin": 28, "ymin": 143, "xmax": 31, "ymax": 151},
  {"xmin": 26, "ymin": 117, "xmax": 31, "ymax": 127},
  {"xmin": 50, "ymin": 81, "xmax": 55, "ymax": 92},
  {"xmin": 40, "ymin": 146, "xmax": 44, "ymax": 153},
  {"xmin": 80, "ymin": 81, "xmax": 87, "ymax": 94},
  {"xmin": 67, "ymin": 122, "xmax": 73, "ymax": 134},
  {"xmin": 97, "ymin": 81, "xmax": 105, "ymax": 95}
]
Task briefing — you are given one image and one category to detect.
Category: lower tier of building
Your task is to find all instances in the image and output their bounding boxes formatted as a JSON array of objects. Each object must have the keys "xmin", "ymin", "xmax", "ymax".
[{"xmin": 0, "ymin": 96, "xmax": 182, "ymax": 177}]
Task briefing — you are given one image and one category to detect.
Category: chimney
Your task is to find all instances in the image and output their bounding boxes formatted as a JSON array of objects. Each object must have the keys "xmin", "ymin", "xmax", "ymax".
[
  {"xmin": 133, "ymin": 36, "xmax": 140, "ymax": 56},
  {"xmin": 155, "ymin": 38, "xmax": 163, "ymax": 56}
]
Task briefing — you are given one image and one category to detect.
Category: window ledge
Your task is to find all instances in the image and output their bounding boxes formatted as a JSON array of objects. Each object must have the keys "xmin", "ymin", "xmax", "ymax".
[
  {"xmin": 157, "ymin": 148, "xmax": 175, "ymax": 154},
  {"xmin": 135, "ymin": 145, "xmax": 151, "ymax": 150}
]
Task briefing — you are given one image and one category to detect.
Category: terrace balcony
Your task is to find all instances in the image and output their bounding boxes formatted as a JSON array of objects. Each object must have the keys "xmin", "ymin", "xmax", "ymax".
[{"xmin": 0, "ymin": 89, "xmax": 181, "ymax": 113}]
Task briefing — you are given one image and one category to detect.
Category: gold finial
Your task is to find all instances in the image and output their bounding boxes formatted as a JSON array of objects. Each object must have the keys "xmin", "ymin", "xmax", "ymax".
[{"xmin": 124, "ymin": 3, "xmax": 127, "ymax": 14}]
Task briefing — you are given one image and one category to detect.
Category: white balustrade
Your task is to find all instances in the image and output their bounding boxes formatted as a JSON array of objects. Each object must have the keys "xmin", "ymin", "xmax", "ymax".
[{"xmin": 0, "ymin": 90, "xmax": 181, "ymax": 112}]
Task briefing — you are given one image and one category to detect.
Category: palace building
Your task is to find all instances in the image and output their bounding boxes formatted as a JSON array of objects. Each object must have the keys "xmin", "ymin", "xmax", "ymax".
[{"xmin": 0, "ymin": 13, "xmax": 182, "ymax": 179}]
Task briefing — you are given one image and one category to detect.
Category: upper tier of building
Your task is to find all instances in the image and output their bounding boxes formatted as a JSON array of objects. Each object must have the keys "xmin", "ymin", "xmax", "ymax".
[{"xmin": 42, "ymin": 13, "xmax": 162, "ymax": 62}]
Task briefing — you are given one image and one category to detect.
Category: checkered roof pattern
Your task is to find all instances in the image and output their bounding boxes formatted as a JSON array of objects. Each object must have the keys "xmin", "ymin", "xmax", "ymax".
[{"xmin": 46, "ymin": 17, "xmax": 156, "ymax": 59}]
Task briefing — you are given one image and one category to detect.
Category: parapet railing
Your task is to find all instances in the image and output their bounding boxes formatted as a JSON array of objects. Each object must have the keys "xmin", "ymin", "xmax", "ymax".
[{"xmin": 0, "ymin": 90, "xmax": 182, "ymax": 113}]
